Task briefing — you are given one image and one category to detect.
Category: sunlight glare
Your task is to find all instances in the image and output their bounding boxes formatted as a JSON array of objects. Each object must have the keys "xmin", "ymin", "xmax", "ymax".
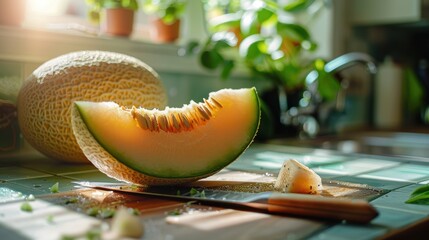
[{"xmin": 26, "ymin": 0, "xmax": 70, "ymax": 16}]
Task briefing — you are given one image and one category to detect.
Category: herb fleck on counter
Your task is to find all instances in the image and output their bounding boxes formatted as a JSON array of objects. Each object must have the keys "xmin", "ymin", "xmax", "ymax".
[
  {"xmin": 189, "ymin": 188, "xmax": 205, "ymax": 198},
  {"xmin": 20, "ymin": 202, "xmax": 33, "ymax": 212},
  {"xmin": 50, "ymin": 182, "xmax": 59, "ymax": 193},
  {"xmin": 47, "ymin": 215, "xmax": 54, "ymax": 224}
]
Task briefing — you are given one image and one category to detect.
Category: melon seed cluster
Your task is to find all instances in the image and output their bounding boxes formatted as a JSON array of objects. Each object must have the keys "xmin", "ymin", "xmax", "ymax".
[{"xmin": 130, "ymin": 97, "xmax": 223, "ymax": 133}]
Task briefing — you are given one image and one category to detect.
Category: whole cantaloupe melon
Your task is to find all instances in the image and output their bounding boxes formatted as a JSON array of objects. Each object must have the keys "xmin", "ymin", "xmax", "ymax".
[{"xmin": 17, "ymin": 51, "xmax": 167, "ymax": 163}]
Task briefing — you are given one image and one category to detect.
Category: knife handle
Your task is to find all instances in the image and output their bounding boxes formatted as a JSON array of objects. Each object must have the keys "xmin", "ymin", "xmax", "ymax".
[{"xmin": 266, "ymin": 193, "xmax": 378, "ymax": 223}]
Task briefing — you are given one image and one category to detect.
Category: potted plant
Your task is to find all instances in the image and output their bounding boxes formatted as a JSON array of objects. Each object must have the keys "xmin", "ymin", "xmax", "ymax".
[
  {"xmin": 86, "ymin": 0, "xmax": 139, "ymax": 37},
  {"xmin": 199, "ymin": 0, "xmax": 337, "ymax": 138},
  {"xmin": 141, "ymin": 0, "xmax": 186, "ymax": 43}
]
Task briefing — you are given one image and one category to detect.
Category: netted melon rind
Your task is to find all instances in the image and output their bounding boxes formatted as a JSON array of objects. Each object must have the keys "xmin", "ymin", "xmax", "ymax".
[
  {"xmin": 18, "ymin": 51, "xmax": 167, "ymax": 163},
  {"xmin": 71, "ymin": 104, "xmax": 215, "ymax": 185}
]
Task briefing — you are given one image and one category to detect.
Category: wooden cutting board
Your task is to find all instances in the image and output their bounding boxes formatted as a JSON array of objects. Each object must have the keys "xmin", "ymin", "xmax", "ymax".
[{"xmin": 188, "ymin": 169, "xmax": 384, "ymax": 201}]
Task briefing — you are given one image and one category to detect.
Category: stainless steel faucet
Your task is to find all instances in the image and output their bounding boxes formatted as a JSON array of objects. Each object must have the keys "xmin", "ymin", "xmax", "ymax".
[{"xmin": 281, "ymin": 52, "xmax": 377, "ymax": 137}]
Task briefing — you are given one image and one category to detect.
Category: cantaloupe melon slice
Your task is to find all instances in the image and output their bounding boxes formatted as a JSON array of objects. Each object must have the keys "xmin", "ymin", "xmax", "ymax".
[
  {"xmin": 274, "ymin": 159, "xmax": 323, "ymax": 194},
  {"xmin": 71, "ymin": 88, "xmax": 260, "ymax": 185}
]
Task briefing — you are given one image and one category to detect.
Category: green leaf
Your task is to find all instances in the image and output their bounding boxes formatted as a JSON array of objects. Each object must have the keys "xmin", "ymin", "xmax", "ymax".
[
  {"xmin": 142, "ymin": 0, "xmax": 185, "ymax": 23},
  {"xmin": 221, "ymin": 60, "xmax": 235, "ymax": 80},
  {"xmin": 180, "ymin": 41, "xmax": 200, "ymax": 56},
  {"xmin": 406, "ymin": 191, "xmax": 429, "ymax": 204},
  {"xmin": 240, "ymin": 11, "xmax": 258, "ymax": 36},
  {"xmin": 87, "ymin": 9, "xmax": 100, "ymax": 24},
  {"xmin": 200, "ymin": 50, "xmax": 223, "ymax": 70},
  {"xmin": 142, "ymin": 1, "xmax": 157, "ymax": 13},
  {"xmin": 277, "ymin": 22, "xmax": 311, "ymax": 42},
  {"xmin": 256, "ymin": 7, "xmax": 275, "ymax": 24},
  {"xmin": 163, "ymin": 14, "xmax": 176, "ymax": 25},
  {"xmin": 266, "ymin": 35, "xmax": 282, "ymax": 54},
  {"xmin": 404, "ymin": 67, "xmax": 424, "ymax": 113},
  {"xmin": 410, "ymin": 184, "xmax": 429, "ymax": 197},
  {"xmin": 314, "ymin": 59, "xmax": 340, "ymax": 101},
  {"xmin": 264, "ymin": 0, "xmax": 280, "ymax": 10},
  {"xmin": 314, "ymin": 58, "xmax": 325, "ymax": 70},
  {"xmin": 301, "ymin": 40, "xmax": 318, "ymax": 51},
  {"xmin": 103, "ymin": 0, "xmax": 139, "ymax": 10},
  {"xmin": 239, "ymin": 35, "xmax": 264, "ymax": 59},
  {"xmin": 270, "ymin": 50, "xmax": 284, "ymax": 61},
  {"xmin": 209, "ymin": 13, "xmax": 241, "ymax": 32},
  {"xmin": 281, "ymin": 64, "xmax": 304, "ymax": 88},
  {"xmin": 317, "ymin": 75, "xmax": 340, "ymax": 101},
  {"xmin": 405, "ymin": 184, "xmax": 429, "ymax": 205},
  {"xmin": 163, "ymin": 5, "xmax": 180, "ymax": 24},
  {"xmin": 283, "ymin": 0, "xmax": 315, "ymax": 12},
  {"xmin": 85, "ymin": 0, "xmax": 100, "ymax": 6},
  {"xmin": 124, "ymin": 0, "xmax": 139, "ymax": 10},
  {"xmin": 211, "ymin": 31, "xmax": 238, "ymax": 48}
]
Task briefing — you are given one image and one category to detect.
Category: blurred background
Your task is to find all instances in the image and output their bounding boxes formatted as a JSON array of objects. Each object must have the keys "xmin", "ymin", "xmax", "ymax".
[{"xmin": 0, "ymin": 0, "xmax": 428, "ymax": 156}]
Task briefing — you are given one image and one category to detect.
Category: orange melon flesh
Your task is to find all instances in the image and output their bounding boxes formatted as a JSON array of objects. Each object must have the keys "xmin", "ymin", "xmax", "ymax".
[
  {"xmin": 72, "ymin": 88, "xmax": 260, "ymax": 184},
  {"xmin": 274, "ymin": 159, "xmax": 323, "ymax": 194}
]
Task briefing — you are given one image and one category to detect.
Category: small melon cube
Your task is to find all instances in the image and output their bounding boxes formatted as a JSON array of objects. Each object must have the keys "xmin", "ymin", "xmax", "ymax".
[{"xmin": 274, "ymin": 159, "xmax": 323, "ymax": 194}]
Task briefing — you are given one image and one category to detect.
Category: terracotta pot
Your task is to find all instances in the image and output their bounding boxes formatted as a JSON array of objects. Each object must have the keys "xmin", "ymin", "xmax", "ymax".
[
  {"xmin": 101, "ymin": 8, "xmax": 135, "ymax": 37},
  {"xmin": 150, "ymin": 18, "xmax": 180, "ymax": 43},
  {"xmin": 0, "ymin": 0, "xmax": 26, "ymax": 26}
]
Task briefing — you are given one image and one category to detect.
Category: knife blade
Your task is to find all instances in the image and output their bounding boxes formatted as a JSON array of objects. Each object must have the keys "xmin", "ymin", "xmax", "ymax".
[{"xmin": 75, "ymin": 181, "xmax": 378, "ymax": 224}]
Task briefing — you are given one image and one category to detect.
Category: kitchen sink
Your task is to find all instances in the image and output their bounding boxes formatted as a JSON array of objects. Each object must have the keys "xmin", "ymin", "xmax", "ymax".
[{"xmin": 268, "ymin": 130, "xmax": 429, "ymax": 160}]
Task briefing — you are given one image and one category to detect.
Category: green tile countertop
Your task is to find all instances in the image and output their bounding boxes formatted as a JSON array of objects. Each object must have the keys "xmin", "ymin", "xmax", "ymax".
[
  {"xmin": 1, "ymin": 143, "xmax": 429, "ymax": 239},
  {"xmin": 0, "ymin": 157, "xmax": 121, "ymax": 202}
]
